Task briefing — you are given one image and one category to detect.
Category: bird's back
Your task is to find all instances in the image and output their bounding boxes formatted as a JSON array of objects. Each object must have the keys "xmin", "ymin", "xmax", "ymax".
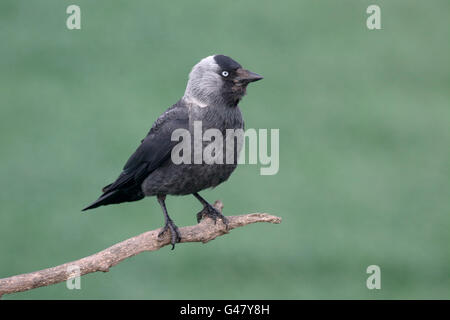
[{"xmin": 82, "ymin": 101, "xmax": 189, "ymax": 210}]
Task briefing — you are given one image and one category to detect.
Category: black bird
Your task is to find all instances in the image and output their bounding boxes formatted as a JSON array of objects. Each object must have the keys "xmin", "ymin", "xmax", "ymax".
[{"xmin": 83, "ymin": 55, "xmax": 263, "ymax": 248}]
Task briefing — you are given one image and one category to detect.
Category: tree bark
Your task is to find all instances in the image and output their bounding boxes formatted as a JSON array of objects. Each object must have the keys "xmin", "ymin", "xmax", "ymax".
[{"xmin": 0, "ymin": 201, "xmax": 281, "ymax": 297}]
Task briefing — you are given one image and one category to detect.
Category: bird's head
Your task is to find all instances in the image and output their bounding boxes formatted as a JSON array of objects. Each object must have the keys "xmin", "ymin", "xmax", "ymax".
[{"xmin": 184, "ymin": 55, "xmax": 263, "ymax": 107}]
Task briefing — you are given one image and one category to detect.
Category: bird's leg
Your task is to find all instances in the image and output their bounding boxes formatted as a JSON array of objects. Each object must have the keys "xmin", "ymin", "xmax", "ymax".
[
  {"xmin": 157, "ymin": 195, "xmax": 181, "ymax": 250},
  {"xmin": 193, "ymin": 193, "xmax": 229, "ymax": 228}
]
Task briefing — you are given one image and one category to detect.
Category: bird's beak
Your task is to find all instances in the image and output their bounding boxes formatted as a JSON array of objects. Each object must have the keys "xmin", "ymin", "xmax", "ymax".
[{"xmin": 236, "ymin": 68, "xmax": 264, "ymax": 83}]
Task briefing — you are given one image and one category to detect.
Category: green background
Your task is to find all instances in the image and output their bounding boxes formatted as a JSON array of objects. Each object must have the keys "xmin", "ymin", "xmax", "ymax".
[{"xmin": 1, "ymin": 0, "xmax": 449, "ymax": 299}]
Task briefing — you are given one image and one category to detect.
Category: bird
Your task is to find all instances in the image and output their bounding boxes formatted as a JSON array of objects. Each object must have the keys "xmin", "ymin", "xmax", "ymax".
[{"xmin": 82, "ymin": 55, "xmax": 263, "ymax": 249}]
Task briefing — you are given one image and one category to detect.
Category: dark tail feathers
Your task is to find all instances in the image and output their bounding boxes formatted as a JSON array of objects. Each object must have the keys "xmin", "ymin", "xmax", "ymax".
[
  {"xmin": 82, "ymin": 187, "xmax": 145, "ymax": 212},
  {"xmin": 82, "ymin": 190, "xmax": 120, "ymax": 211}
]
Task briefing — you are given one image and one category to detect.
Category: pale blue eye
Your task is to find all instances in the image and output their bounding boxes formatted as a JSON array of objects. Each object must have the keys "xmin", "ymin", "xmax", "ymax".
[{"xmin": 221, "ymin": 71, "xmax": 229, "ymax": 77}]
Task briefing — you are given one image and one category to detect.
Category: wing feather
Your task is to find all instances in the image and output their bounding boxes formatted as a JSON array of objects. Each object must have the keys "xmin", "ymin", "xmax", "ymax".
[{"xmin": 103, "ymin": 105, "xmax": 189, "ymax": 193}]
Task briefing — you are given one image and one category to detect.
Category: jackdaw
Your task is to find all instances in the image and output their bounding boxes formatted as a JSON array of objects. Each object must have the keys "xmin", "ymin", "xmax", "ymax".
[{"xmin": 83, "ymin": 55, "xmax": 263, "ymax": 248}]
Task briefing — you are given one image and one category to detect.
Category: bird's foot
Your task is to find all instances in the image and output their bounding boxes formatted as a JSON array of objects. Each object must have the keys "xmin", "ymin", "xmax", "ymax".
[
  {"xmin": 197, "ymin": 203, "xmax": 229, "ymax": 229},
  {"xmin": 158, "ymin": 219, "xmax": 181, "ymax": 250}
]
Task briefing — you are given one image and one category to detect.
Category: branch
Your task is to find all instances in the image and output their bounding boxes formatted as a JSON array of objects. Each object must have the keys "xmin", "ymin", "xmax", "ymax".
[{"xmin": 0, "ymin": 201, "xmax": 281, "ymax": 297}]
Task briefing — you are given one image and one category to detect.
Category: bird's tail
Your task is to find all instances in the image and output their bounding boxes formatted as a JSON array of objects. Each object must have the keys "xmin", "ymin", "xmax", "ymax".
[
  {"xmin": 82, "ymin": 185, "xmax": 145, "ymax": 211},
  {"xmin": 82, "ymin": 190, "xmax": 121, "ymax": 211}
]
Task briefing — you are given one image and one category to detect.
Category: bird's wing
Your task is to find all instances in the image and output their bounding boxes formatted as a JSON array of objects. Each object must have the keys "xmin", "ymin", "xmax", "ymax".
[{"xmin": 102, "ymin": 105, "xmax": 189, "ymax": 193}]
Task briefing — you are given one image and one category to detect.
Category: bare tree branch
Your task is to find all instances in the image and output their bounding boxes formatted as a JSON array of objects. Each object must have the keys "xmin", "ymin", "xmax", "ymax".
[{"xmin": 0, "ymin": 201, "xmax": 281, "ymax": 297}]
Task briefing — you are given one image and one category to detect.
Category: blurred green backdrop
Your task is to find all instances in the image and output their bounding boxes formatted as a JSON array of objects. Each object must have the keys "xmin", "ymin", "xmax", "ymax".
[{"xmin": 1, "ymin": 0, "xmax": 449, "ymax": 299}]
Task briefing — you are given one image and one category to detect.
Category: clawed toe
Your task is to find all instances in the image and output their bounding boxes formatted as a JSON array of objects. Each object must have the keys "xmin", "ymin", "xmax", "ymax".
[
  {"xmin": 197, "ymin": 204, "xmax": 229, "ymax": 229},
  {"xmin": 158, "ymin": 220, "xmax": 181, "ymax": 250}
]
